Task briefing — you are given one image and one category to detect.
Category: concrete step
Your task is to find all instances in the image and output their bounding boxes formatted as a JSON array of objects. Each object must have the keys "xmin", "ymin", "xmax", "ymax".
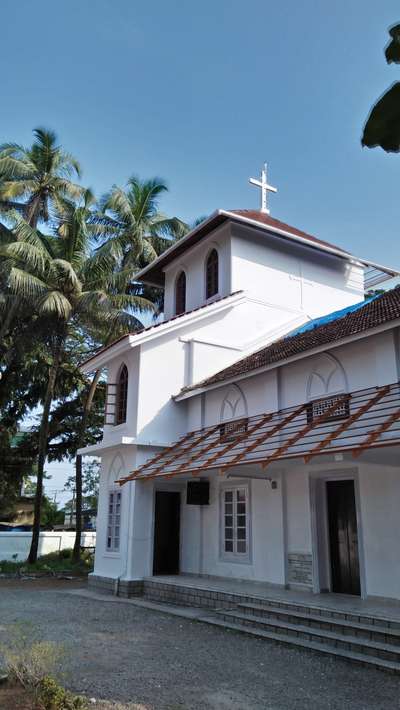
[
  {"xmin": 217, "ymin": 610, "xmax": 400, "ymax": 664},
  {"xmin": 237, "ymin": 602, "xmax": 400, "ymax": 645},
  {"xmin": 235, "ymin": 597, "xmax": 400, "ymax": 631},
  {"xmin": 201, "ymin": 615, "xmax": 400, "ymax": 674},
  {"xmin": 143, "ymin": 579, "xmax": 400, "ymax": 631}
]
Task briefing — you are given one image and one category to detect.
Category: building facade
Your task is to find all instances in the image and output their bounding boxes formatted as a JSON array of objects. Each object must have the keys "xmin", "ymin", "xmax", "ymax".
[{"xmin": 80, "ymin": 209, "xmax": 400, "ymax": 602}]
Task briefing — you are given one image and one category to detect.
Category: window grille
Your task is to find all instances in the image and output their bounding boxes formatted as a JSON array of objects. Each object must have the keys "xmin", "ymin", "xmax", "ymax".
[
  {"xmin": 223, "ymin": 487, "xmax": 248, "ymax": 556},
  {"xmin": 206, "ymin": 249, "xmax": 219, "ymax": 299},
  {"xmin": 104, "ymin": 383, "xmax": 118, "ymax": 425},
  {"xmin": 175, "ymin": 271, "xmax": 186, "ymax": 315},
  {"xmin": 107, "ymin": 490, "xmax": 121, "ymax": 552},
  {"xmin": 306, "ymin": 394, "xmax": 350, "ymax": 424},
  {"xmin": 219, "ymin": 418, "xmax": 248, "ymax": 441}
]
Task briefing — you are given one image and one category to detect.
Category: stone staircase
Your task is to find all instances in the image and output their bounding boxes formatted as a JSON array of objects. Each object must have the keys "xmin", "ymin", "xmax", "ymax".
[{"xmin": 143, "ymin": 578, "xmax": 400, "ymax": 673}]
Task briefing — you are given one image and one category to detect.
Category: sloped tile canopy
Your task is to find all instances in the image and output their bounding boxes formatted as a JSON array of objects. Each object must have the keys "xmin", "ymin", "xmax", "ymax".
[{"xmin": 119, "ymin": 381, "xmax": 400, "ymax": 484}]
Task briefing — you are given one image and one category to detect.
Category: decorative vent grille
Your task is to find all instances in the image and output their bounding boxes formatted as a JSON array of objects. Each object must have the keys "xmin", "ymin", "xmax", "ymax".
[
  {"xmin": 220, "ymin": 418, "xmax": 248, "ymax": 441},
  {"xmin": 306, "ymin": 395, "xmax": 350, "ymax": 424}
]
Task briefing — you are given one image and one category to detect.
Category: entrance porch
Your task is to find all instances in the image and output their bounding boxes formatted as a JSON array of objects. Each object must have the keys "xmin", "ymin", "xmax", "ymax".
[{"xmin": 144, "ymin": 573, "xmax": 400, "ymax": 621}]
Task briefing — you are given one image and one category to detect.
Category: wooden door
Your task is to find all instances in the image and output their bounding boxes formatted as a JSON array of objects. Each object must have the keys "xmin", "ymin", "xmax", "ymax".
[
  {"xmin": 327, "ymin": 480, "xmax": 360, "ymax": 595},
  {"xmin": 153, "ymin": 491, "xmax": 180, "ymax": 575}
]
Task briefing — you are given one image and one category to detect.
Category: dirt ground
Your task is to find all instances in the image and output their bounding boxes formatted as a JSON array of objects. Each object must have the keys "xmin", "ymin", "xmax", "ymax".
[
  {"xmin": 0, "ymin": 682, "xmax": 149, "ymax": 710},
  {"xmin": 0, "ymin": 579, "xmax": 400, "ymax": 710}
]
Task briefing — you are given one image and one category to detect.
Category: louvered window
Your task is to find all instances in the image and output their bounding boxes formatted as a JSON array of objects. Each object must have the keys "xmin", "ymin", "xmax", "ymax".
[
  {"xmin": 306, "ymin": 394, "xmax": 350, "ymax": 424},
  {"xmin": 175, "ymin": 271, "xmax": 186, "ymax": 315},
  {"xmin": 206, "ymin": 249, "xmax": 219, "ymax": 299}
]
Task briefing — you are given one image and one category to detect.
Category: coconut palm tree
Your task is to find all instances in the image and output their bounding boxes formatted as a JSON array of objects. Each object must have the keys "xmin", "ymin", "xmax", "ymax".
[
  {"xmin": 0, "ymin": 128, "xmax": 85, "ymax": 345},
  {"xmin": 2, "ymin": 193, "xmax": 154, "ymax": 563},
  {"xmin": 95, "ymin": 175, "xmax": 188, "ymax": 271},
  {"xmin": 0, "ymin": 127, "xmax": 83, "ymax": 226}
]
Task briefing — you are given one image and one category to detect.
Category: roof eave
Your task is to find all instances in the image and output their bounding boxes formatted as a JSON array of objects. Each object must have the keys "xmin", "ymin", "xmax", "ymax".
[
  {"xmin": 133, "ymin": 210, "xmax": 225, "ymax": 286},
  {"xmin": 134, "ymin": 208, "xmax": 399, "ymax": 287},
  {"xmin": 80, "ymin": 291, "xmax": 246, "ymax": 373},
  {"xmin": 174, "ymin": 317, "xmax": 400, "ymax": 401}
]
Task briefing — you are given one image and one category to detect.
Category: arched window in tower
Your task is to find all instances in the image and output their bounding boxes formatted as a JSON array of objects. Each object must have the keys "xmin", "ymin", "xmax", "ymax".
[
  {"xmin": 175, "ymin": 271, "xmax": 186, "ymax": 315},
  {"xmin": 116, "ymin": 364, "xmax": 128, "ymax": 425},
  {"xmin": 206, "ymin": 249, "xmax": 219, "ymax": 299}
]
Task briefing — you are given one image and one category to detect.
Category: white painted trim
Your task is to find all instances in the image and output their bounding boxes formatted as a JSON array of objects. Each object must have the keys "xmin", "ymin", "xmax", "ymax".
[
  {"xmin": 78, "ymin": 439, "xmax": 170, "ymax": 457},
  {"xmin": 80, "ymin": 291, "xmax": 246, "ymax": 373},
  {"xmin": 306, "ymin": 352, "xmax": 348, "ymax": 402}
]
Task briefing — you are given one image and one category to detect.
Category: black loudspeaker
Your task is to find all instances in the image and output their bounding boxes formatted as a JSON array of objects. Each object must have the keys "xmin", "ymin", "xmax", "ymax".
[{"xmin": 186, "ymin": 480, "xmax": 209, "ymax": 505}]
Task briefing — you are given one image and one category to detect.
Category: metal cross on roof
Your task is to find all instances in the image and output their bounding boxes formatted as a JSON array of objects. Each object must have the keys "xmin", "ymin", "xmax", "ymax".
[{"xmin": 249, "ymin": 163, "xmax": 277, "ymax": 214}]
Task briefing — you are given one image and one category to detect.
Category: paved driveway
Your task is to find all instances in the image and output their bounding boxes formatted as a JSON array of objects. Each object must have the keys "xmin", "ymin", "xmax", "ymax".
[{"xmin": 0, "ymin": 580, "xmax": 399, "ymax": 710}]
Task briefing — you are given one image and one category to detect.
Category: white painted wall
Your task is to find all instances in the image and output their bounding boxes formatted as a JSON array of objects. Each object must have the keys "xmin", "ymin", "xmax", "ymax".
[
  {"xmin": 230, "ymin": 223, "xmax": 364, "ymax": 317},
  {"xmin": 358, "ymin": 462, "xmax": 400, "ymax": 600},
  {"xmin": 163, "ymin": 223, "xmax": 232, "ymax": 319},
  {"xmin": 93, "ymin": 449, "xmax": 132, "ymax": 580},
  {"xmin": 0, "ymin": 531, "xmax": 96, "ymax": 563},
  {"xmin": 283, "ymin": 459, "xmax": 400, "ymax": 600},
  {"xmin": 180, "ymin": 471, "xmax": 285, "ymax": 584},
  {"xmin": 193, "ymin": 328, "xmax": 399, "ymax": 424},
  {"xmin": 103, "ymin": 346, "xmax": 140, "ymax": 442}
]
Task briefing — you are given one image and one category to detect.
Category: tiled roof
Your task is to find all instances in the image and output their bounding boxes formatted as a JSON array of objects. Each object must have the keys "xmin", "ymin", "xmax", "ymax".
[
  {"xmin": 230, "ymin": 210, "xmax": 350, "ymax": 255},
  {"xmin": 80, "ymin": 291, "xmax": 243, "ymax": 369},
  {"xmin": 121, "ymin": 381, "xmax": 400, "ymax": 482},
  {"xmin": 180, "ymin": 287, "xmax": 400, "ymax": 394}
]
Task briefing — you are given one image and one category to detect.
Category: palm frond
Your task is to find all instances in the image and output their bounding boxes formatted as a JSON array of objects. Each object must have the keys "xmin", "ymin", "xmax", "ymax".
[
  {"xmin": 2, "ymin": 242, "xmax": 49, "ymax": 275},
  {"xmin": 51, "ymin": 259, "xmax": 82, "ymax": 292},
  {"xmin": 8, "ymin": 267, "xmax": 48, "ymax": 298},
  {"xmin": 38, "ymin": 290, "xmax": 72, "ymax": 319}
]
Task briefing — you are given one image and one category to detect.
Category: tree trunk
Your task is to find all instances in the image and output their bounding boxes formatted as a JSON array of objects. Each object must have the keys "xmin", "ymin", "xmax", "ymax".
[
  {"xmin": 28, "ymin": 338, "xmax": 63, "ymax": 564},
  {"xmin": 72, "ymin": 369, "xmax": 101, "ymax": 563}
]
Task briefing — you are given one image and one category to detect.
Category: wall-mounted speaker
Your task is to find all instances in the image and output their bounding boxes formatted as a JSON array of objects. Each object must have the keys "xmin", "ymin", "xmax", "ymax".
[{"xmin": 186, "ymin": 480, "xmax": 209, "ymax": 505}]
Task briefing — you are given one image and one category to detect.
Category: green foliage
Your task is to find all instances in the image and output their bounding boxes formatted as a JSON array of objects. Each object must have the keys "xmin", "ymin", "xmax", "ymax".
[
  {"xmin": 362, "ymin": 23, "xmax": 400, "ymax": 152},
  {"xmin": 0, "ymin": 548, "xmax": 94, "ymax": 574},
  {"xmin": 65, "ymin": 459, "xmax": 100, "ymax": 510},
  {"xmin": 0, "ymin": 125, "xmax": 187, "ymax": 562},
  {"xmin": 0, "ymin": 427, "xmax": 35, "ymax": 515},
  {"xmin": 37, "ymin": 676, "xmax": 88, "ymax": 710},
  {"xmin": 40, "ymin": 496, "xmax": 65, "ymax": 528},
  {"xmin": 0, "ymin": 127, "xmax": 83, "ymax": 227}
]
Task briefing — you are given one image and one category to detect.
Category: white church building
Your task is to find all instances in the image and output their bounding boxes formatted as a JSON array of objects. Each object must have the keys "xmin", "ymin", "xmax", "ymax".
[{"xmin": 81, "ymin": 171, "xmax": 400, "ymax": 622}]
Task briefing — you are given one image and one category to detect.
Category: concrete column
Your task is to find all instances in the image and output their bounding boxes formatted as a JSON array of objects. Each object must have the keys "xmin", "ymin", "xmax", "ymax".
[{"xmin": 123, "ymin": 479, "xmax": 154, "ymax": 580}]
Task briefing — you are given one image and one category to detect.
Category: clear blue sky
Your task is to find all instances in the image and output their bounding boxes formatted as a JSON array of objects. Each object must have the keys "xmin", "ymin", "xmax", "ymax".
[{"xmin": 2, "ymin": 0, "xmax": 400, "ymax": 267}]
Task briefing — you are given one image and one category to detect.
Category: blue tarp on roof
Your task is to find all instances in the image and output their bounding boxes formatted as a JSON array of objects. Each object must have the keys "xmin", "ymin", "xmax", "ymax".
[{"xmin": 285, "ymin": 295, "xmax": 380, "ymax": 340}]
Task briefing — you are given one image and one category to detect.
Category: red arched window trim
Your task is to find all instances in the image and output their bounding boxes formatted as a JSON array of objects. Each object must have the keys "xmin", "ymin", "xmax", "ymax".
[
  {"xmin": 206, "ymin": 249, "xmax": 219, "ymax": 299},
  {"xmin": 116, "ymin": 364, "xmax": 128, "ymax": 425},
  {"xmin": 175, "ymin": 271, "xmax": 186, "ymax": 315}
]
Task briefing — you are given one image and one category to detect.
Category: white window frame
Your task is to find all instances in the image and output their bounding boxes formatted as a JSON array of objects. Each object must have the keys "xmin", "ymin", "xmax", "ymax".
[
  {"xmin": 106, "ymin": 489, "xmax": 122, "ymax": 553},
  {"xmin": 220, "ymin": 483, "xmax": 251, "ymax": 563}
]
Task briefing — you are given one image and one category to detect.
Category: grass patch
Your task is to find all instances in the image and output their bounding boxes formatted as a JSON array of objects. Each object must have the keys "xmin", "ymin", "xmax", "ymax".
[{"xmin": 0, "ymin": 548, "xmax": 94, "ymax": 576}]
